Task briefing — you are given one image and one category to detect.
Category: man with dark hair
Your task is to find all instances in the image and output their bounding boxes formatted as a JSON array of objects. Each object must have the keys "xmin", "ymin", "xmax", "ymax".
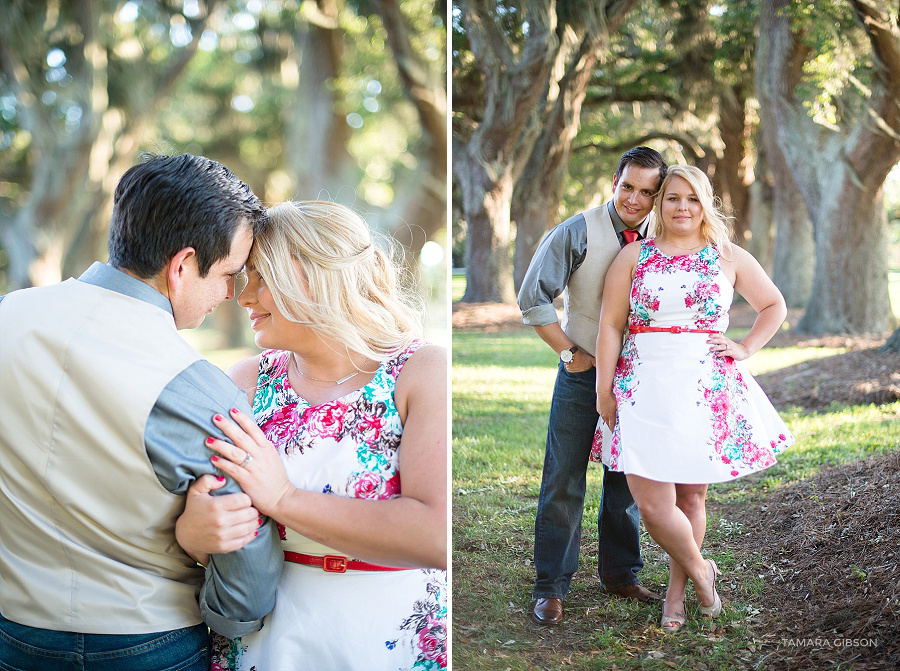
[
  {"xmin": 0, "ymin": 153, "xmax": 282, "ymax": 670},
  {"xmin": 518, "ymin": 147, "xmax": 668, "ymax": 626}
]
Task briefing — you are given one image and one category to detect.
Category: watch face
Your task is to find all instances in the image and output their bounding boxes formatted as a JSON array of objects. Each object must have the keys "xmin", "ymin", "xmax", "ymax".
[{"xmin": 560, "ymin": 348, "xmax": 574, "ymax": 363}]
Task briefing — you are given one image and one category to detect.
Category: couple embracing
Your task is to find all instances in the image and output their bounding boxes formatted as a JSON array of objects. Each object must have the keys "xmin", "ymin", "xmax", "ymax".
[
  {"xmin": 0, "ymin": 153, "xmax": 447, "ymax": 670},
  {"xmin": 520, "ymin": 147, "xmax": 792, "ymax": 634}
]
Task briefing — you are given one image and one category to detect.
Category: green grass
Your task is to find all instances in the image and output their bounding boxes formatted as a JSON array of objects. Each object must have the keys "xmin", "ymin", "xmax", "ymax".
[
  {"xmin": 452, "ymin": 328, "xmax": 899, "ymax": 671},
  {"xmin": 452, "ymin": 270, "xmax": 466, "ymax": 302},
  {"xmin": 739, "ymin": 346, "xmax": 846, "ymax": 375}
]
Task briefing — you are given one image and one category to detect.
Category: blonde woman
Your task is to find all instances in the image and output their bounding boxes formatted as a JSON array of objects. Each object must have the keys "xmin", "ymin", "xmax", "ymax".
[
  {"xmin": 591, "ymin": 165, "xmax": 793, "ymax": 633},
  {"xmin": 175, "ymin": 201, "xmax": 447, "ymax": 670}
]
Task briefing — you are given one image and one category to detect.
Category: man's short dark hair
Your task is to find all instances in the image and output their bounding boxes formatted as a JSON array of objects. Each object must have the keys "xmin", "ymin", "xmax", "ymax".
[
  {"xmin": 614, "ymin": 146, "xmax": 668, "ymax": 192},
  {"xmin": 107, "ymin": 153, "xmax": 267, "ymax": 278}
]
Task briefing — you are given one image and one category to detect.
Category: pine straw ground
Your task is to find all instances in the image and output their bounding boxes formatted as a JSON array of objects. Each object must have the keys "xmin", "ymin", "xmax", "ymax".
[{"xmin": 453, "ymin": 302, "xmax": 900, "ymax": 670}]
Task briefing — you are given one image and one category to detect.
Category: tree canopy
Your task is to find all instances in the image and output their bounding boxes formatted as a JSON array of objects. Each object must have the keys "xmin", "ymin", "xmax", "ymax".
[
  {"xmin": 452, "ymin": 0, "xmax": 899, "ymax": 335},
  {"xmin": 0, "ymin": 0, "xmax": 446, "ymax": 298}
]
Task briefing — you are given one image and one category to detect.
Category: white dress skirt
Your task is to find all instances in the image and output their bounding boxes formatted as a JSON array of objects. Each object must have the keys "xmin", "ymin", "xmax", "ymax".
[{"xmin": 591, "ymin": 240, "xmax": 793, "ymax": 484}]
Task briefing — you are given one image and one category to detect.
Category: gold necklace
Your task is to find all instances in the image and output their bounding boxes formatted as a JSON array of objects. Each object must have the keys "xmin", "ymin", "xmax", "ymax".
[
  {"xmin": 289, "ymin": 353, "xmax": 361, "ymax": 385},
  {"xmin": 665, "ymin": 241, "xmax": 705, "ymax": 252}
]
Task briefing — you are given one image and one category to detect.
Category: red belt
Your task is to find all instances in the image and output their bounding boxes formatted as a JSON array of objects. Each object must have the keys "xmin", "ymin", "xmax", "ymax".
[
  {"xmin": 284, "ymin": 551, "xmax": 409, "ymax": 573},
  {"xmin": 629, "ymin": 325, "xmax": 720, "ymax": 334}
]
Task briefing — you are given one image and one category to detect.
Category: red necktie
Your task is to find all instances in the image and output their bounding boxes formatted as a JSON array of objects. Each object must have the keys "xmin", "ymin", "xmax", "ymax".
[{"xmin": 621, "ymin": 229, "xmax": 639, "ymax": 246}]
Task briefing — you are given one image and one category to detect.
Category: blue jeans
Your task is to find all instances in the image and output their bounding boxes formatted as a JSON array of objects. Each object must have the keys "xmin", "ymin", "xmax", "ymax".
[
  {"xmin": 532, "ymin": 362, "xmax": 643, "ymax": 600},
  {"xmin": 0, "ymin": 615, "xmax": 209, "ymax": 671}
]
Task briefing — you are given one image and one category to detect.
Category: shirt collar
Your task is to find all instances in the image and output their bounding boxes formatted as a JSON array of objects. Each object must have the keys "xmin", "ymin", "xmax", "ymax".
[
  {"xmin": 78, "ymin": 262, "xmax": 173, "ymax": 315},
  {"xmin": 607, "ymin": 200, "xmax": 651, "ymax": 238}
]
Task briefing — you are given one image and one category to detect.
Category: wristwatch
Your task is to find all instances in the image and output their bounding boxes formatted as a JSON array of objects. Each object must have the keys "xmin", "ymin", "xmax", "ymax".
[{"xmin": 559, "ymin": 345, "xmax": 578, "ymax": 364}]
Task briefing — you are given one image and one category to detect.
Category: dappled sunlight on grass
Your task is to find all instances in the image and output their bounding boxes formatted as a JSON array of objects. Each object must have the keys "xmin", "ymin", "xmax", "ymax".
[
  {"xmin": 452, "ymin": 331, "xmax": 556, "ymax": 368},
  {"xmin": 453, "ymin": 366, "xmax": 555, "ymax": 401},
  {"xmin": 453, "ymin": 328, "xmax": 899, "ymax": 671},
  {"xmin": 741, "ymin": 346, "xmax": 847, "ymax": 375},
  {"xmin": 453, "ymin": 364, "xmax": 555, "ymax": 484}
]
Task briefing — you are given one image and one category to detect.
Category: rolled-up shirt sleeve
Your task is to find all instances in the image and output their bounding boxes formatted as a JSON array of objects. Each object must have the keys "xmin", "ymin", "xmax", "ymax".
[
  {"xmin": 145, "ymin": 360, "xmax": 283, "ymax": 639},
  {"xmin": 517, "ymin": 213, "xmax": 588, "ymax": 326}
]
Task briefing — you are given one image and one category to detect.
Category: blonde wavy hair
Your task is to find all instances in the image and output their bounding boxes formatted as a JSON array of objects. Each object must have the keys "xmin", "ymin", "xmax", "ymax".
[
  {"xmin": 251, "ymin": 201, "xmax": 424, "ymax": 363},
  {"xmin": 650, "ymin": 165, "xmax": 734, "ymax": 257}
]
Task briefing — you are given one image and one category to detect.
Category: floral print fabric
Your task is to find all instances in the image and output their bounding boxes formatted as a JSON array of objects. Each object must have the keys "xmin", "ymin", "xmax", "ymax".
[
  {"xmin": 211, "ymin": 341, "xmax": 447, "ymax": 671},
  {"xmin": 591, "ymin": 240, "xmax": 793, "ymax": 484},
  {"xmin": 254, "ymin": 348, "xmax": 408, "ymax": 500}
]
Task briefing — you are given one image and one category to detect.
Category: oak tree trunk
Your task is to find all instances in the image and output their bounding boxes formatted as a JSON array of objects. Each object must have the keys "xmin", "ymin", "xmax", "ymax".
[
  {"xmin": 511, "ymin": 30, "xmax": 600, "ymax": 292},
  {"xmin": 718, "ymin": 85, "xmax": 751, "ymax": 243},
  {"xmin": 770, "ymin": 181, "xmax": 813, "ymax": 308},
  {"xmin": 459, "ymin": 170, "xmax": 516, "ymax": 303},
  {"xmin": 0, "ymin": 1, "xmax": 213, "ymax": 289},
  {"xmin": 454, "ymin": 0, "xmax": 559, "ymax": 303},
  {"xmin": 510, "ymin": 1, "xmax": 639, "ymax": 291},
  {"xmin": 755, "ymin": 0, "xmax": 814, "ymax": 308},
  {"xmin": 798, "ymin": 173, "xmax": 892, "ymax": 333},
  {"xmin": 758, "ymin": 0, "xmax": 899, "ymax": 333},
  {"xmin": 287, "ymin": 0, "xmax": 354, "ymax": 198},
  {"xmin": 745, "ymin": 140, "xmax": 774, "ymax": 272},
  {"xmin": 882, "ymin": 327, "xmax": 900, "ymax": 353},
  {"xmin": 374, "ymin": 0, "xmax": 447, "ymax": 261},
  {"xmin": 513, "ymin": 196, "xmax": 557, "ymax": 294}
]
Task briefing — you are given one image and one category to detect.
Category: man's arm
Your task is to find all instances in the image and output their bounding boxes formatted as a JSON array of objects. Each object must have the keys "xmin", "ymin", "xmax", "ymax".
[
  {"xmin": 517, "ymin": 216, "xmax": 586, "ymax": 327},
  {"xmin": 517, "ymin": 213, "xmax": 594, "ymax": 371},
  {"xmin": 531, "ymin": 322, "xmax": 595, "ymax": 372},
  {"xmin": 145, "ymin": 360, "xmax": 282, "ymax": 639}
]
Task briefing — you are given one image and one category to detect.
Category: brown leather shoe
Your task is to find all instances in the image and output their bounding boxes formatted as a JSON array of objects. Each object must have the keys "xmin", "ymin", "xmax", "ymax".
[
  {"xmin": 530, "ymin": 598, "xmax": 563, "ymax": 625},
  {"xmin": 606, "ymin": 584, "xmax": 663, "ymax": 604}
]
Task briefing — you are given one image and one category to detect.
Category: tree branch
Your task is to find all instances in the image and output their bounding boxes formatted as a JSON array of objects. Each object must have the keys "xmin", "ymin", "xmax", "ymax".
[
  {"xmin": 574, "ymin": 132, "xmax": 706, "ymax": 164},
  {"xmin": 458, "ymin": 0, "xmax": 516, "ymax": 71},
  {"xmin": 848, "ymin": 0, "xmax": 900, "ymax": 148},
  {"xmin": 373, "ymin": 0, "xmax": 446, "ymax": 148}
]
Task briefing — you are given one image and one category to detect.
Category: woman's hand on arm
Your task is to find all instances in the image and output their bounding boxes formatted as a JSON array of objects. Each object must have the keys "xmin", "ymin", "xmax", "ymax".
[
  {"xmin": 206, "ymin": 410, "xmax": 296, "ymax": 518},
  {"xmin": 175, "ymin": 474, "xmax": 261, "ymax": 565},
  {"xmin": 204, "ymin": 353, "xmax": 295, "ymax": 517},
  {"xmin": 206, "ymin": 346, "xmax": 449, "ymax": 570}
]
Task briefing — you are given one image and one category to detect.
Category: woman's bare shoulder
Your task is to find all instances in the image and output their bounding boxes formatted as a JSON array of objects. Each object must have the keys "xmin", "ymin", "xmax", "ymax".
[
  {"xmin": 394, "ymin": 344, "xmax": 447, "ymax": 394},
  {"xmin": 225, "ymin": 354, "xmax": 262, "ymax": 394}
]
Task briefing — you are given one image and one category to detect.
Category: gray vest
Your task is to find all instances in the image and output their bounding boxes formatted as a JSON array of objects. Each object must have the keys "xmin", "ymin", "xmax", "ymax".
[
  {"xmin": 562, "ymin": 205, "xmax": 627, "ymax": 356},
  {"xmin": 0, "ymin": 279, "xmax": 206, "ymax": 634}
]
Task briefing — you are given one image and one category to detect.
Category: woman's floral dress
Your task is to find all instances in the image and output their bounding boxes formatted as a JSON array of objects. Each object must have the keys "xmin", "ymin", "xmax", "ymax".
[
  {"xmin": 211, "ymin": 341, "xmax": 447, "ymax": 671},
  {"xmin": 591, "ymin": 240, "xmax": 793, "ymax": 483}
]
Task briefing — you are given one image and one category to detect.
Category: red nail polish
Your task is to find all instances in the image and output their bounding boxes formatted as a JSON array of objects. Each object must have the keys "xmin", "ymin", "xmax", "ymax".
[
  {"xmin": 205, "ymin": 437, "xmax": 214, "ymax": 445},
  {"xmin": 215, "ymin": 476, "xmax": 225, "ymax": 482},
  {"xmin": 211, "ymin": 456, "xmax": 219, "ymax": 462},
  {"xmin": 257, "ymin": 518, "xmax": 263, "ymax": 527},
  {"xmin": 253, "ymin": 531, "xmax": 258, "ymax": 537},
  {"xmin": 213, "ymin": 414, "xmax": 223, "ymax": 422},
  {"xmin": 230, "ymin": 408, "xmax": 239, "ymax": 414}
]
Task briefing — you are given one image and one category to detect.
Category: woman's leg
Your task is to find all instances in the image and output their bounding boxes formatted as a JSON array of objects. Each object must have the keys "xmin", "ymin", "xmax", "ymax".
[
  {"xmin": 664, "ymin": 484, "xmax": 709, "ymax": 615},
  {"xmin": 625, "ymin": 475, "xmax": 716, "ymax": 608}
]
